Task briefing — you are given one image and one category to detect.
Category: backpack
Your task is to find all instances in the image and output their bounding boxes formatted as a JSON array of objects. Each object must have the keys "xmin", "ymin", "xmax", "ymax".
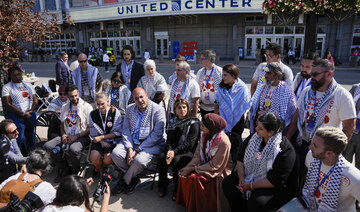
[{"xmin": 0, "ymin": 173, "xmax": 43, "ymax": 203}]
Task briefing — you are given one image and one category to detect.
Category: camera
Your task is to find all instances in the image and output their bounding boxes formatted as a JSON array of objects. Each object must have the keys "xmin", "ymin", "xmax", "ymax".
[
  {"xmin": 93, "ymin": 167, "xmax": 112, "ymax": 203},
  {"xmin": 0, "ymin": 192, "xmax": 44, "ymax": 212}
]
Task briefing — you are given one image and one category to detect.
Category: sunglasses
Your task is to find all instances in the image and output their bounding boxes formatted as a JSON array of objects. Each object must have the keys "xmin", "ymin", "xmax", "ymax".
[
  {"xmin": 112, "ymin": 80, "xmax": 121, "ymax": 83},
  {"xmin": 310, "ymin": 71, "xmax": 329, "ymax": 77},
  {"xmin": 264, "ymin": 54, "xmax": 275, "ymax": 59},
  {"xmin": 59, "ymin": 93, "xmax": 66, "ymax": 96},
  {"xmin": 8, "ymin": 128, "xmax": 18, "ymax": 134},
  {"xmin": 79, "ymin": 60, "xmax": 88, "ymax": 63}
]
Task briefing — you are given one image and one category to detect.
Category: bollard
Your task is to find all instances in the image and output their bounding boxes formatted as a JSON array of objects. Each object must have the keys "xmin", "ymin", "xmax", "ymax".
[
  {"xmin": 216, "ymin": 55, "xmax": 220, "ymax": 64},
  {"xmin": 159, "ymin": 55, "xmax": 164, "ymax": 63},
  {"xmin": 234, "ymin": 55, "xmax": 240, "ymax": 65}
]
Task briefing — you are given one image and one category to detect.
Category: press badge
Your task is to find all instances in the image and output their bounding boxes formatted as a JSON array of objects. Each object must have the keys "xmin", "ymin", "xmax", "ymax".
[
  {"xmin": 83, "ymin": 86, "xmax": 90, "ymax": 96},
  {"xmin": 307, "ymin": 115, "xmax": 316, "ymax": 131},
  {"xmin": 204, "ymin": 92, "xmax": 210, "ymax": 104}
]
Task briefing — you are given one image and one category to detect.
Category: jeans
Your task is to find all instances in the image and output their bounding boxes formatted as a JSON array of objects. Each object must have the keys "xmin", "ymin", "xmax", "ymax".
[
  {"xmin": 6, "ymin": 111, "xmax": 36, "ymax": 154},
  {"xmin": 104, "ymin": 62, "xmax": 109, "ymax": 72}
]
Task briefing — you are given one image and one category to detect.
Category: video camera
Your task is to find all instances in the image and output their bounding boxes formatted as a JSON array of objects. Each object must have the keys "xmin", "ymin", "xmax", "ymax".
[
  {"xmin": 93, "ymin": 167, "xmax": 112, "ymax": 203},
  {"xmin": 0, "ymin": 192, "xmax": 44, "ymax": 212}
]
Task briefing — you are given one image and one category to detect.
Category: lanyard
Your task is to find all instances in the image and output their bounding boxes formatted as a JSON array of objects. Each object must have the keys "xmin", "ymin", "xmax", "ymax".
[
  {"xmin": 99, "ymin": 108, "xmax": 109, "ymax": 130},
  {"xmin": 125, "ymin": 60, "xmax": 134, "ymax": 77},
  {"xmin": 11, "ymin": 139, "xmax": 15, "ymax": 154},
  {"xmin": 313, "ymin": 91, "xmax": 318, "ymax": 109},
  {"xmin": 81, "ymin": 70, "xmax": 88, "ymax": 83},
  {"xmin": 204, "ymin": 66, "xmax": 214, "ymax": 88},
  {"xmin": 69, "ymin": 104, "xmax": 78, "ymax": 120},
  {"xmin": 314, "ymin": 162, "xmax": 336, "ymax": 193},
  {"xmin": 301, "ymin": 79, "xmax": 311, "ymax": 94},
  {"xmin": 111, "ymin": 88, "xmax": 119, "ymax": 104}
]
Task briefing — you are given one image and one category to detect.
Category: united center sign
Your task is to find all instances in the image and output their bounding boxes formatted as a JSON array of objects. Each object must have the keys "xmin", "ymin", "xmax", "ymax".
[{"xmin": 69, "ymin": 0, "xmax": 263, "ymax": 23}]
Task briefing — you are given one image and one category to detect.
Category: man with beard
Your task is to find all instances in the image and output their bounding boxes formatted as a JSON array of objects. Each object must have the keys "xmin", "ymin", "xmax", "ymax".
[
  {"xmin": 43, "ymin": 84, "xmax": 93, "ymax": 183},
  {"xmin": 111, "ymin": 88, "xmax": 166, "ymax": 194},
  {"xmin": 286, "ymin": 59, "xmax": 356, "ymax": 191},
  {"xmin": 249, "ymin": 62, "xmax": 296, "ymax": 134},
  {"xmin": 292, "ymin": 52, "xmax": 319, "ymax": 100},
  {"xmin": 301, "ymin": 127, "xmax": 360, "ymax": 212},
  {"xmin": 251, "ymin": 43, "xmax": 294, "ymax": 97}
]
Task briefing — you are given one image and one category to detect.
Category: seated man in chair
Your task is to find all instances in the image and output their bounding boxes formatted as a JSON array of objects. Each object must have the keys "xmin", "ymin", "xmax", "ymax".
[
  {"xmin": 111, "ymin": 87, "xmax": 166, "ymax": 195},
  {"xmin": 43, "ymin": 84, "xmax": 92, "ymax": 183}
]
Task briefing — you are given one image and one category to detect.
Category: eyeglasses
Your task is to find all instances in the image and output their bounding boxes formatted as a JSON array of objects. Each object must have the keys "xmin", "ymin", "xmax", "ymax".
[
  {"xmin": 8, "ymin": 128, "xmax": 18, "ymax": 134},
  {"xmin": 264, "ymin": 54, "xmax": 275, "ymax": 59},
  {"xmin": 59, "ymin": 93, "xmax": 66, "ymax": 96},
  {"xmin": 199, "ymin": 57, "xmax": 207, "ymax": 61},
  {"xmin": 79, "ymin": 60, "xmax": 88, "ymax": 63},
  {"xmin": 310, "ymin": 71, "xmax": 329, "ymax": 77},
  {"xmin": 112, "ymin": 80, "xmax": 121, "ymax": 83}
]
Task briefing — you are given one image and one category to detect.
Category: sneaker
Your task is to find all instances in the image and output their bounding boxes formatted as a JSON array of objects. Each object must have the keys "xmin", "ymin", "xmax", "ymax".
[
  {"xmin": 124, "ymin": 177, "xmax": 140, "ymax": 194},
  {"xmin": 111, "ymin": 179, "xmax": 126, "ymax": 195}
]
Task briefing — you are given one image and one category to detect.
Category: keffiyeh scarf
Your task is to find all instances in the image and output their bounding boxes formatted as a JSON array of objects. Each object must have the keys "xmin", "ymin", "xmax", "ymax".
[
  {"xmin": 199, "ymin": 130, "xmax": 224, "ymax": 164},
  {"xmin": 168, "ymin": 78, "xmax": 191, "ymax": 116},
  {"xmin": 250, "ymin": 82, "xmax": 296, "ymax": 133},
  {"xmin": 128, "ymin": 102, "xmax": 153, "ymax": 140},
  {"xmin": 297, "ymin": 79, "xmax": 338, "ymax": 143},
  {"xmin": 243, "ymin": 132, "xmax": 282, "ymax": 183},
  {"xmin": 217, "ymin": 79, "xmax": 251, "ymax": 133},
  {"xmin": 167, "ymin": 117, "xmax": 197, "ymax": 146},
  {"xmin": 10, "ymin": 81, "xmax": 34, "ymax": 112},
  {"xmin": 121, "ymin": 60, "xmax": 134, "ymax": 88},
  {"xmin": 302, "ymin": 155, "xmax": 345, "ymax": 212}
]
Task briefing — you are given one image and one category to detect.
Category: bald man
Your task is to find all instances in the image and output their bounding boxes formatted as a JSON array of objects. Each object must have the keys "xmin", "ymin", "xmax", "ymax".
[
  {"xmin": 72, "ymin": 53, "xmax": 103, "ymax": 106},
  {"xmin": 111, "ymin": 88, "xmax": 166, "ymax": 195}
]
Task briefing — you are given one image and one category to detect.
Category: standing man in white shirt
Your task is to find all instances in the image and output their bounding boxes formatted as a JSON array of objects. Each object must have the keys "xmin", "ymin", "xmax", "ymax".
[
  {"xmin": 196, "ymin": 49, "xmax": 222, "ymax": 118},
  {"xmin": 103, "ymin": 52, "xmax": 110, "ymax": 73}
]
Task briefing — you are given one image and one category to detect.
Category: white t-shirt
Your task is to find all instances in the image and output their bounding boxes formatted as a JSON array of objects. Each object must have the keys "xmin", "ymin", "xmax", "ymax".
[
  {"xmin": 0, "ymin": 173, "xmax": 56, "ymax": 208},
  {"xmin": 297, "ymin": 85, "xmax": 356, "ymax": 141},
  {"xmin": 103, "ymin": 54, "xmax": 110, "ymax": 62},
  {"xmin": 252, "ymin": 61, "xmax": 294, "ymax": 88},
  {"xmin": 60, "ymin": 102, "xmax": 93, "ymax": 135},
  {"xmin": 306, "ymin": 152, "xmax": 360, "ymax": 212},
  {"xmin": 2, "ymin": 81, "xmax": 35, "ymax": 112},
  {"xmin": 43, "ymin": 205, "xmax": 85, "ymax": 212},
  {"xmin": 169, "ymin": 79, "xmax": 200, "ymax": 113},
  {"xmin": 196, "ymin": 66, "xmax": 222, "ymax": 111}
]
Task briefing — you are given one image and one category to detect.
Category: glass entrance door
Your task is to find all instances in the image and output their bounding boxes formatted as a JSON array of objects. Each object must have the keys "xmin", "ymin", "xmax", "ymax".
[{"xmin": 155, "ymin": 38, "xmax": 169, "ymax": 58}]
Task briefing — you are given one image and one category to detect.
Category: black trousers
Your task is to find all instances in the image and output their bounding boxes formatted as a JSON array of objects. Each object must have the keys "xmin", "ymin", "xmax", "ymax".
[
  {"xmin": 157, "ymin": 151, "xmax": 193, "ymax": 192},
  {"xmin": 222, "ymin": 171, "xmax": 286, "ymax": 212}
]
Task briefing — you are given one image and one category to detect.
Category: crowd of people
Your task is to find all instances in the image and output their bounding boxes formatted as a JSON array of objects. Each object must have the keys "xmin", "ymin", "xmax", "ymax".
[{"xmin": 0, "ymin": 43, "xmax": 359, "ymax": 212}]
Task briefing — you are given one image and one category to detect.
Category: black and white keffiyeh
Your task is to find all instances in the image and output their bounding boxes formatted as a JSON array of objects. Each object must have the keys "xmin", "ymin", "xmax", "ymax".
[
  {"xmin": 297, "ymin": 79, "xmax": 338, "ymax": 143},
  {"xmin": 302, "ymin": 155, "xmax": 345, "ymax": 212},
  {"xmin": 168, "ymin": 78, "xmax": 191, "ymax": 116},
  {"xmin": 250, "ymin": 82, "xmax": 296, "ymax": 133},
  {"xmin": 243, "ymin": 132, "xmax": 282, "ymax": 183},
  {"xmin": 128, "ymin": 101, "xmax": 153, "ymax": 140}
]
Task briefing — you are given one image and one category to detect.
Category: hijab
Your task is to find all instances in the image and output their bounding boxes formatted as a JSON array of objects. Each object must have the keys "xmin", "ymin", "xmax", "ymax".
[{"xmin": 202, "ymin": 113, "xmax": 227, "ymax": 142}]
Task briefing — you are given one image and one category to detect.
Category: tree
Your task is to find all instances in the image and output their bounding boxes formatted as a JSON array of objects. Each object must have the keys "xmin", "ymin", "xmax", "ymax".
[
  {"xmin": 262, "ymin": 0, "xmax": 360, "ymax": 55},
  {"xmin": 0, "ymin": 0, "xmax": 61, "ymax": 65}
]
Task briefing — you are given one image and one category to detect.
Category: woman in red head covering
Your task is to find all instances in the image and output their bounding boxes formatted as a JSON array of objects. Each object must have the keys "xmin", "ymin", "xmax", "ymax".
[{"xmin": 176, "ymin": 113, "xmax": 233, "ymax": 212}]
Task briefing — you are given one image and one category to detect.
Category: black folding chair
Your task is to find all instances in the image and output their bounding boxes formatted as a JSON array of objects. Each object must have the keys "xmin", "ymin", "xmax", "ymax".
[{"xmin": 35, "ymin": 111, "xmax": 61, "ymax": 142}]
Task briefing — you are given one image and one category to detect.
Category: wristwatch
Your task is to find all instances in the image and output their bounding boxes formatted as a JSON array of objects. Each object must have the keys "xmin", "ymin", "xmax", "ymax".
[{"xmin": 135, "ymin": 148, "xmax": 141, "ymax": 153}]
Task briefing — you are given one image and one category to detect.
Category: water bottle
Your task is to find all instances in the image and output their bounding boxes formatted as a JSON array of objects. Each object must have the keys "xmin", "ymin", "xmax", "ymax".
[
  {"xmin": 62, "ymin": 143, "xmax": 69, "ymax": 151},
  {"xmin": 52, "ymin": 145, "xmax": 61, "ymax": 154}
]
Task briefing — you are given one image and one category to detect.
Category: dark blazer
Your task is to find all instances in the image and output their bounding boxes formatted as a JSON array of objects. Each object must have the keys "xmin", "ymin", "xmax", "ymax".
[
  {"xmin": 116, "ymin": 61, "xmax": 145, "ymax": 92},
  {"xmin": 55, "ymin": 59, "xmax": 70, "ymax": 86}
]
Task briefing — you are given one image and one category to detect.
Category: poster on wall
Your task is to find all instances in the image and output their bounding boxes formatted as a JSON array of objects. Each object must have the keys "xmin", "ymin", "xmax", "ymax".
[{"xmin": 172, "ymin": 41, "xmax": 198, "ymax": 61}]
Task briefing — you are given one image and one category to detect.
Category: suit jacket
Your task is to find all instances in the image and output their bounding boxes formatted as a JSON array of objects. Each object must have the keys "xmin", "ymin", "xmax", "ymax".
[
  {"xmin": 55, "ymin": 59, "xmax": 70, "ymax": 85},
  {"xmin": 116, "ymin": 61, "xmax": 145, "ymax": 92},
  {"xmin": 350, "ymin": 83, "xmax": 360, "ymax": 114}
]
